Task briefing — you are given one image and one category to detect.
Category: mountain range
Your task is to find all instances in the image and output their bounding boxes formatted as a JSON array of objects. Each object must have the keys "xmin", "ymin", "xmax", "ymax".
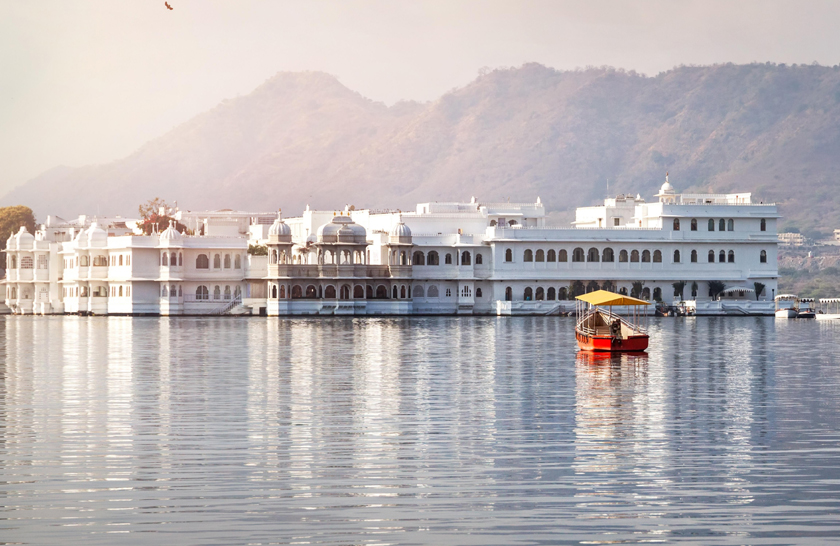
[{"xmin": 4, "ymin": 63, "xmax": 840, "ymax": 236}]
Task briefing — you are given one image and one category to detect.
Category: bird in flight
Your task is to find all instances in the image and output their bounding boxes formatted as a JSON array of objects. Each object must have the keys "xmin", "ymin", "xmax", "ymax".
[{"xmin": 165, "ymin": 2, "xmax": 173, "ymax": 9}]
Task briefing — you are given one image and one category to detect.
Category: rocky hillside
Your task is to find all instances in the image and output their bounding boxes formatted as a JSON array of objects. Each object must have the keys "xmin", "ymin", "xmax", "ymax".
[{"xmin": 4, "ymin": 63, "xmax": 840, "ymax": 235}]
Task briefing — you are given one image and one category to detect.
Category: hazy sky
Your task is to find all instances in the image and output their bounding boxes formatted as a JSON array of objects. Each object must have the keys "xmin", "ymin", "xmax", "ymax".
[{"xmin": 2, "ymin": 0, "xmax": 840, "ymax": 197}]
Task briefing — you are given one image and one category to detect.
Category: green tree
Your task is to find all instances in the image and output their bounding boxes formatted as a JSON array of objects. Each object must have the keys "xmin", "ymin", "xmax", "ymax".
[
  {"xmin": 138, "ymin": 197, "xmax": 170, "ymax": 220},
  {"xmin": 754, "ymin": 282, "xmax": 766, "ymax": 301},
  {"xmin": 672, "ymin": 280, "xmax": 686, "ymax": 301},
  {"xmin": 631, "ymin": 281, "xmax": 645, "ymax": 299},
  {"xmin": 248, "ymin": 244, "xmax": 268, "ymax": 256},
  {"xmin": 0, "ymin": 205, "xmax": 37, "ymax": 252},
  {"xmin": 708, "ymin": 280, "xmax": 726, "ymax": 299}
]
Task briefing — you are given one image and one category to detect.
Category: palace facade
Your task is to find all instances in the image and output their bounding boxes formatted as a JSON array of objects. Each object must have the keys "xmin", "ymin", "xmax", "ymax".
[{"xmin": 4, "ymin": 179, "xmax": 779, "ymax": 315}]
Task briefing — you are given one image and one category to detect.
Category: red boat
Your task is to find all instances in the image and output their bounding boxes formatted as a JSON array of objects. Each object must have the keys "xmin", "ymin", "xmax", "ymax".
[{"xmin": 575, "ymin": 290, "xmax": 650, "ymax": 352}]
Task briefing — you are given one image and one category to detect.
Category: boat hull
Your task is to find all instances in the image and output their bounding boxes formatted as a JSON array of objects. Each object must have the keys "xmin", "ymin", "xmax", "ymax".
[
  {"xmin": 775, "ymin": 309, "xmax": 797, "ymax": 318},
  {"xmin": 576, "ymin": 331, "xmax": 649, "ymax": 352}
]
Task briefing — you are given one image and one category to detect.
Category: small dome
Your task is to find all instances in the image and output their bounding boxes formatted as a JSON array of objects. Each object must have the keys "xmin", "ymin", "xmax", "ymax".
[
  {"xmin": 660, "ymin": 181, "xmax": 674, "ymax": 194},
  {"xmin": 390, "ymin": 222, "xmax": 411, "ymax": 238},
  {"xmin": 14, "ymin": 226, "xmax": 35, "ymax": 248},
  {"xmin": 268, "ymin": 216, "xmax": 291, "ymax": 237},
  {"xmin": 317, "ymin": 215, "xmax": 366, "ymax": 243},
  {"xmin": 159, "ymin": 221, "xmax": 182, "ymax": 242},
  {"xmin": 86, "ymin": 222, "xmax": 107, "ymax": 244}
]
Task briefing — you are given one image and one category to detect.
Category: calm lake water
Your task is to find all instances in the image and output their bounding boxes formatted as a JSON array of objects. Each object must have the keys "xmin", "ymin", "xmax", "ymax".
[{"xmin": 1, "ymin": 316, "xmax": 839, "ymax": 545}]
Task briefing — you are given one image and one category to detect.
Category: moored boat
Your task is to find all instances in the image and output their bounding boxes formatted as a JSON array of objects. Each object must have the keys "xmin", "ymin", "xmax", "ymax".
[
  {"xmin": 797, "ymin": 298, "xmax": 816, "ymax": 319},
  {"xmin": 774, "ymin": 294, "xmax": 799, "ymax": 318},
  {"xmin": 575, "ymin": 290, "xmax": 650, "ymax": 352}
]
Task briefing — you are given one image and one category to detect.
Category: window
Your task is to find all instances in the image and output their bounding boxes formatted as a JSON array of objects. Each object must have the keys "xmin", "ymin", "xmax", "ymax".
[
  {"xmin": 728, "ymin": 250, "xmax": 735, "ymax": 263},
  {"xmin": 224, "ymin": 285, "xmax": 232, "ymax": 300},
  {"xmin": 80, "ymin": 255, "xmax": 89, "ymax": 267},
  {"xmin": 673, "ymin": 219, "xmax": 680, "ymax": 231},
  {"xmin": 691, "ymin": 219, "xmax": 698, "ymax": 231},
  {"xmin": 524, "ymin": 249, "xmax": 533, "ymax": 262},
  {"xmin": 475, "ymin": 253, "xmax": 483, "ymax": 265},
  {"xmin": 524, "ymin": 287, "xmax": 533, "ymax": 301},
  {"xmin": 214, "ymin": 254, "xmax": 221, "ymax": 269},
  {"xmin": 10, "ymin": 256, "xmax": 16, "ymax": 269},
  {"xmin": 547, "ymin": 287, "xmax": 555, "ymax": 300},
  {"xmin": 214, "ymin": 285, "xmax": 221, "ymax": 299},
  {"xmin": 674, "ymin": 250, "xmax": 681, "ymax": 263},
  {"xmin": 171, "ymin": 252, "xmax": 177, "ymax": 266},
  {"xmin": 631, "ymin": 250, "xmax": 640, "ymax": 262},
  {"xmin": 760, "ymin": 250, "xmax": 767, "ymax": 263},
  {"xmin": 413, "ymin": 251, "xmax": 425, "ymax": 265},
  {"xmin": 653, "ymin": 250, "xmax": 662, "ymax": 263},
  {"xmin": 118, "ymin": 286, "xmax": 123, "ymax": 297},
  {"xmin": 614, "ymin": 218, "xmax": 620, "ymax": 227},
  {"xmin": 427, "ymin": 251, "xmax": 439, "ymax": 265},
  {"xmin": 708, "ymin": 250, "xmax": 715, "ymax": 263},
  {"xmin": 196, "ymin": 285, "xmax": 209, "ymax": 300},
  {"xmin": 325, "ymin": 285, "xmax": 336, "ymax": 299},
  {"xmin": 619, "ymin": 250, "xmax": 628, "ymax": 262},
  {"xmin": 505, "ymin": 248, "xmax": 513, "ymax": 262},
  {"xmin": 119, "ymin": 255, "xmax": 124, "ymax": 266},
  {"xmin": 558, "ymin": 287, "xmax": 568, "ymax": 300},
  {"xmin": 476, "ymin": 288, "xmax": 482, "ymax": 298},
  {"xmin": 559, "ymin": 249, "xmax": 568, "ymax": 262},
  {"xmin": 691, "ymin": 250, "xmax": 697, "ymax": 263},
  {"xmin": 505, "ymin": 287, "xmax": 512, "ymax": 301},
  {"xmin": 572, "ymin": 248, "xmax": 585, "ymax": 262},
  {"xmin": 535, "ymin": 287, "xmax": 544, "ymax": 300},
  {"xmin": 128, "ymin": 255, "xmax": 131, "ymax": 266},
  {"xmin": 196, "ymin": 254, "xmax": 209, "ymax": 269},
  {"xmin": 20, "ymin": 256, "xmax": 33, "ymax": 269},
  {"xmin": 354, "ymin": 285, "xmax": 364, "ymax": 298},
  {"xmin": 162, "ymin": 285, "xmax": 168, "ymax": 297},
  {"xmin": 708, "ymin": 219, "xmax": 715, "ymax": 231},
  {"xmin": 162, "ymin": 253, "xmax": 168, "ymax": 266},
  {"xmin": 535, "ymin": 249, "xmax": 544, "ymax": 262},
  {"xmin": 547, "ymin": 249, "xmax": 556, "ymax": 262},
  {"xmin": 719, "ymin": 250, "xmax": 726, "ymax": 263},
  {"xmin": 308, "ymin": 285, "xmax": 319, "ymax": 298},
  {"xmin": 587, "ymin": 248, "xmax": 600, "ymax": 262},
  {"xmin": 414, "ymin": 286, "xmax": 424, "ymax": 298},
  {"xmin": 37, "ymin": 255, "xmax": 47, "ymax": 269},
  {"xmin": 760, "ymin": 219, "xmax": 767, "ymax": 231},
  {"xmin": 719, "ymin": 219, "xmax": 726, "ymax": 231},
  {"xmin": 653, "ymin": 287, "xmax": 662, "ymax": 301},
  {"xmin": 444, "ymin": 253, "xmax": 452, "ymax": 265},
  {"xmin": 727, "ymin": 219, "xmax": 734, "ymax": 231},
  {"xmin": 461, "ymin": 251, "xmax": 471, "ymax": 265},
  {"xmin": 460, "ymin": 286, "xmax": 470, "ymax": 298},
  {"xmin": 428, "ymin": 285, "xmax": 439, "ymax": 298},
  {"xmin": 224, "ymin": 254, "xmax": 231, "ymax": 268},
  {"xmin": 445, "ymin": 288, "xmax": 452, "ymax": 297},
  {"xmin": 642, "ymin": 250, "xmax": 651, "ymax": 262},
  {"xmin": 93, "ymin": 255, "xmax": 107, "ymax": 266},
  {"xmin": 603, "ymin": 248, "xmax": 614, "ymax": 262}
]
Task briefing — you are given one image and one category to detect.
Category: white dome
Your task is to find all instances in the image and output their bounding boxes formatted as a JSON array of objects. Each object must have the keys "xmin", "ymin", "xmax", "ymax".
[
  {"xmin": 316, "ymin": 215, "xmax": 366, "ymax": 243},
  {"xmin": 268, "ymin": 216, "xmax": 291, "ymax": 237},
  {"xmin": 390, "ymin": 222, "xmax": 411, "ymax": 238},
  {"xmin": 14, "ymin": 226, "xmax": 35, "ymax": 249},
  {"xmin": 159, "ymin": 221, "xmax": 182, "ymax": 242},
  {"xmin": 660, "ymin": 181, "xmax": 674, "ymax": 194},
  {"xmin": 86, "ymin": 222, "xmax": 107, "ymax": 245}
]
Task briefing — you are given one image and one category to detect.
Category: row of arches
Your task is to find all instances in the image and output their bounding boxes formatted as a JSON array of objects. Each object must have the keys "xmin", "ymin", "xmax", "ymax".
[
  {"xmin": 412, "ymin": 250, "xmax": 483, "ymax": 266},
  {"xmin": 195, "ymin": 253, "xmax": 242, "ymax": 270},
  {"xmin": 269, "ymin": 283, "xmax": 413, "ymax": 300},
  {"xmin": 505, "ymin": 283, "xmax": 665, "ymax": 302},
  {"xmin": 193, "ymin": 285, "xmax": 241, "ymax": 300},
  {"xmin": 517, "ymin": 247, "xmax": 665, "ymax": 263},
  {"xmin": 161, "ymin": 252, "xmax": 184, "ymax": 267}
]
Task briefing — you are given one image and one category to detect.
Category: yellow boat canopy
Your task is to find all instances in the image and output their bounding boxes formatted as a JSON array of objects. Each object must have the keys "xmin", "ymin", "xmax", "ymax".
[{"xmin": 575, "ymin": 289, "xmax": 649, "ymax": 307}]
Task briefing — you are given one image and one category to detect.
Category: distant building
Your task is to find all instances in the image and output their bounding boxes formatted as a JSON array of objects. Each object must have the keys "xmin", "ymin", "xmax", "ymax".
[
  {"xmin": 834, "ymin": 229, "xmax": 840, "ymax": 242},
  {"xmin": 778, "ymin": 232, "xmax": 807, "ymax": 247}
]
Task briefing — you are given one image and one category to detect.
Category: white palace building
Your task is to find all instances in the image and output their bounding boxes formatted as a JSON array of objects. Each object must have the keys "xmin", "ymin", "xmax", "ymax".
[{"xmin": 3, "ymin": 178, "xmax": 780, "ymax": 316}]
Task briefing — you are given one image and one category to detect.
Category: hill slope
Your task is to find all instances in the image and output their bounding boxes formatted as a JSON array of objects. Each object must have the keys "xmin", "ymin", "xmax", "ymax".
[{"xmin": 5, "ymin": 63, "xmax": 840, "ymax": 235}]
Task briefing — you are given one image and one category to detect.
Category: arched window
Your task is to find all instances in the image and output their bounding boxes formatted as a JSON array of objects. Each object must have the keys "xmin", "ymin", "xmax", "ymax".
[
  {"xmin": 642, "ymin": 287, "xmax": 651, "ymax": 300},
  {"xmin": 119, "ymin": 255, "xmax": 124, "ymax": 266},
  {"xmin": 413, "ymin": 285, "xmax": 424, "ymax": 298},
  {"xmin": 354, "ymin": 285, "xmax": 364, "ymax": 298},
  {"xmin": 168, "ymin": 252, "xmax": 175, "ymax": 266},
  {"xmin": 504, "ymin": 287, "xmax": 512, "ymax": 301},
  {"xmin": 392, "ymin": 286, "xmax": 398, "ymax": 299},
  {"xmin": 197, "ymin": 285, "xmax": 209, "ymax": 300},
  {"xmin": 708, "ymin": 250, "xmax": 715, "ymax": 263},
  {"xmin": 524, "ymin": 287, "xmax": 533, "ymax": 301},
  {"xmin": 413, "ymin": 251, "xmax": 425, "ymax": 265},
  {"xmin": 428, "ymin": 285, "xmax": 439, "ymax": 298},
  {"xmin": 587, "ymin": 248, "xmax": 600, "ymax": 262},
  {"xmin": 631, "ymin": 250, "xmax": 640, "ymax": 262},
  {"xmin": 461, "ymin": 251, "xmax": 471, "ymax": 265},
  {"xmin": 619, "ymin": 249, "xmax": 628, "ymax": 262},
  {"xmin": 719, "ymin": 250, "xmax": 726, "ymax": 263},
  {"xmin": 559, "ymin": 249, "xmax": 568, "ymax": 262},
  {"xmin": 10, "ymin": 256, "xmax": 16, "ymax": 269},
  {"xmin": 653, "ymin": 250, "xmax": 662, "ymax": 263},
  {"xmin": 325, "ymin": 285, "xmax": 336, "ymax": 299},
  {"xmin": 475, "ymin": 253, "xmax": 483, "ymax": 264},
  {"xmin": 558, "ymin": 287, "xmax": 568, "ymax": 300},
  {"xmin": 535, "ymin": 287, "xmax": 544, "ymax": 300},
  {"xmin": 673, "ymin": 219, "xmax": 680, "ymax": 231},
  {"xmin": 213, "ymin": 285, "xmax": 221, "ymax": 300},
  {"xmin": 505, "ymin": 248, "xmax": 513, "ymax": 262},
  {"xmin": 760, "ymin": 219, "xmax": 767, "ymax": 231},
  {"xmin": 674, "ymin": 250, "xmax": 681, "ymax": 263},
  {"xmin": 719, "ymin": 219, "xmax": 726, "ymax": 231},
  {"xmin": 547, "ymin": 249, "xmax": 556, "ymax": 262},
  {"xmin": 603, "ymin": 248, "xmax": 614, "ymax": 262},
  {"xmin": 271, "ymin": 285, "xmax": 278, "ymax": 299},
  {"xmin": 427, "ymin": 251, "xmax": 439, "ymax": 265},
  {"xmin": 400, "ymin": 285, "xmax": 406, "ymax": 299},
  {"xmin": 444, "ymin": 253, "xmax": 452, "ymax": 265},
  {"xmin": 760, "ymin": 250, "xmax": 767, "ymax": 263},
  {"xmin": 234, "ymin": 255, "xmax": 241, "ymax": 269},
  {"xmin": 728, "ymin": 250, "xmax": 735, "ymax": 263},
  {"xmin": 376, "ymin": 285, "xmax": 388, "ymax": 299},
  {"xmin": 224, "ymin": 285, "xmax": 232, "ymax": 300},
  {"xmin": 691, "ymin": 219, "xmax": 697, "ymax": 231},
  {"xmin": 524, "ymin": 249, "xmax": 533, "ymax": 262},
  {"xmin": 642, "ymin": 250, "xmax": 651, "ymax": 262},
  {"xmin": 213, "ymin": 254, "xmax": 221, "ymax": 269},
  {"xmin": 476, "ymin": 288, "xmax": 482, "ymax": 298},
  {"xmin": 179, "ymin": 253, "xmax": 183, "ymax": 266},
  {"xmin": 535, "ymin": 249, "xmax": 544, "ymax": 262},
  {"xmin": 618, "ymin": 287, "xmax": 627, "ymax": 295},
  {"xmin": 80, "ymin": 255, "xmax": 89, "ymax": 267},
  {"xmin": 162, "ymin": 253, "xmax": 168, "ymax": 266},
  {"xmin": 291, "ymin": 285, "xmax": 302, "ymax": 299},
  {"xmin": 547, "ymin": 287, "xmax": 556, "ymax": 300},
  {"xmin": 161, "ymin": 285, "xmax": 168, "ymax": 297},
  {"xmin": 691, "ymin": 250, "xmax": 697, "ymax": 262},
  {"xmin": 653, "ymin": 287, "xmax": 662, "ymax": 301},
  {"xmin": 400, "ymin": 251, "xmax": 407, "ymax": 266},
  {"xmin": 196, "ymin": 254, "xmax": 209, "ymax": 269},
  {"xmin": 572, "ymin": 248, "xmax": 585, "ymax": 262},
  {"xmin": 708, "ymin": 219, "xmax": 715, "ymax": 231},
  {"xmin": 727, "ymin": 219, "xmax": 734, "ymax": 231},
  {"xmin": 306, "ymin": 285, "xmax": 317, "ymax": 299}
]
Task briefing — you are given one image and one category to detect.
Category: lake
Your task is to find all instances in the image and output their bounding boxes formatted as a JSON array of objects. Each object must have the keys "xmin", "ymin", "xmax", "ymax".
[{"xmin": 1, "ymin": 316, "xmax": 839, "ymax": 545}]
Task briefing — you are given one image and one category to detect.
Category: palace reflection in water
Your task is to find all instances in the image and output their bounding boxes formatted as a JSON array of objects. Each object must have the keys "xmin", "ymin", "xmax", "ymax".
[{"xmin": 1, "ymin": 316, "xmax": 839, "ymax": 545}]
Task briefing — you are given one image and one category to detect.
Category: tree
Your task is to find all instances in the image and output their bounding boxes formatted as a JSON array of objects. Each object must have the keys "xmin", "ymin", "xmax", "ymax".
[
  {"xmin": 601, "ymin": 280, "xmax": 615, "ymax": 292},
  {"xmin": 136, "ymin": 198, "xmax": 186, "ymax": 236},
  {"xmin": 672, "ymin": 280, "xmax": 686, "ymax": 301},
  {"xmin": 708, "ymin": 280, "xmax": 726, "ymax": 299},
  {"xmin": 0, "ymin": 205, "xmax": 37, "ymax": 252},
  {"xmin": 754, "ymin": 282, "xmax": 766, "ymax": 301},
  {"xmin": 138, "ymin": 197, "xmax": 170, "ymax": 220},
  {"xmin": 691, "ymin": 281, "xmax": 699, "ymax": 298},
  {"xmin": 631, "ymin": 281, "xmax": 645, "ymax": 299},
  {"xmin": 570, "ymin": 280, "xmax": 585, "ymax": 298},
  {"xmin": 248, "ymin": 244, "xmax": 268, "ymax": 256}
]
